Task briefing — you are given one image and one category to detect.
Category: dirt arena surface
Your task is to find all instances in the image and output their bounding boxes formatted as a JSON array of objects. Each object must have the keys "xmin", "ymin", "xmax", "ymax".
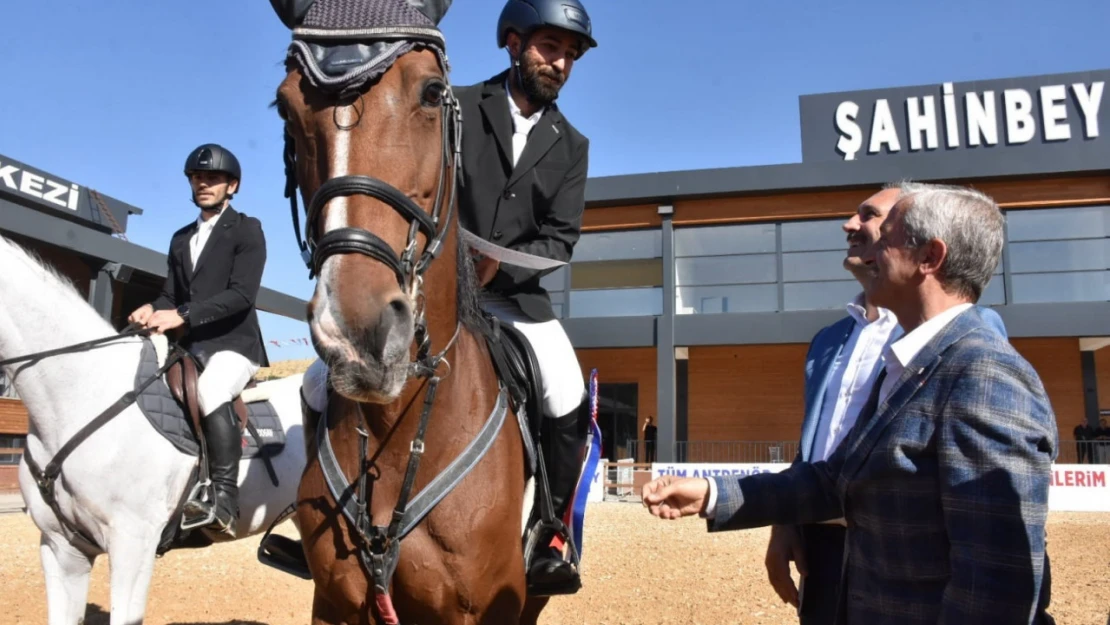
[{"xmin": 2, "ymin": 503, "xmax": 1107, "ymax": 625}]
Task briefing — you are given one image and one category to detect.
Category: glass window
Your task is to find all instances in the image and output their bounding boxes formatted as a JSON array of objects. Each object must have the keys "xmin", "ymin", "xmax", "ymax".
[
  {"xmin": 1006, "ymin": 206, "xmax": 1110, "ymax": 242},
  {"xmin": 781, "ymin": 218, "xmax": 847, "ymax": 252},
  {"xmin": 782, "ymin": 251, "xmax": 849, "ymax": 282},
  {"xmin": 783, "ymin": 280, "xmax": 860, "ymax": 311},
  {"xmin": 574, "ymin": 230, "xmax": 662, "ymax": 262},
  {"xmin": 676, "ymin": 284, "xmax": 778, "ymax": 314},
  {"xmin": 569, "ymin": 287, "xmax": 662, "ymax": 318},
  {"xmin": 675, "ymin": 223, "xmax": 776, "ymax": 257},
  {"xmin": 1010, "ymin": 271, "xmax": 1109, "ymax": 304},
  {"xmin": 1008, "ymin": 239, "xmax": 1110, "ymax": 274},
  {"xmin": 675, "ymin": 254, "xmax": 777, "ymax": 286},
  {"xmin": 540, "ymin": 267, "xmax": 568, "ymax": 292},
  {"xmin": 571, "ymin": 259, "xmax": 663, "ymax": 290}
]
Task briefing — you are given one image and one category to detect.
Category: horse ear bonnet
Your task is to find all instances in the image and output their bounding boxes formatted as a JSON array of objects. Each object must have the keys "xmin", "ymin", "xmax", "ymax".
[
  {"xmin": 270, "ymin": 0, "xmax": 454, "ymax": 96},
  {"xmin": 269, "ymin": 0, "xmax": 318, "ymax": 29}
]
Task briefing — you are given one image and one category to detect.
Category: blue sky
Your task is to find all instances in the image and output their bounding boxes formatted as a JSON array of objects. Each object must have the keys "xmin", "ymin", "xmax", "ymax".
[{"xmin": 3, "ymin": 0, "xmax": 1108, "ymax": 363}]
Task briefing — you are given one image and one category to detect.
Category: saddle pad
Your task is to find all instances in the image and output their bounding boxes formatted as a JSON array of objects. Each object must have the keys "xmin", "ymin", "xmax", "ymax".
[{"xmin": 133, "ymin": 339, "xmax": 286, "ymax": 459}]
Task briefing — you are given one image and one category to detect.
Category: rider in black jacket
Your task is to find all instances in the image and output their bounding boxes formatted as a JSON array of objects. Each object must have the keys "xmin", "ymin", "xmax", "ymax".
[{"xmin": 129, "ymin": 143, "xmax": 269, "ymax": 537}]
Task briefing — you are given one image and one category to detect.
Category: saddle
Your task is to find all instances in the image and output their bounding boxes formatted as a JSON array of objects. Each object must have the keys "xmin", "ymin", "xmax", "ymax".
[
  {"xmin": 480, "ymin": 315, "xmax": 543, "ymax": 475},
  {"xmin": 164, "ymin": 353, "xmax": 254, "ymax": 438},
  {"xmin": 160, "ymin": 349, "xmax": 282, "ymax": 489}
]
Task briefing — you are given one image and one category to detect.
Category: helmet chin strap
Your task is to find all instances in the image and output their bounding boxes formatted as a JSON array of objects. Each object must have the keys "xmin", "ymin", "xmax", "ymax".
[{"xmin": 511, "ymin": 55, "xmax": 556, "ymax": 108}]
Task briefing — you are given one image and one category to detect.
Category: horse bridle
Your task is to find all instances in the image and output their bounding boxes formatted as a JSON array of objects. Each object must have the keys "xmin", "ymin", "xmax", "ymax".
[{"xmin": 283, "ymin": 29, "xmax": 463, "ymax": 368}]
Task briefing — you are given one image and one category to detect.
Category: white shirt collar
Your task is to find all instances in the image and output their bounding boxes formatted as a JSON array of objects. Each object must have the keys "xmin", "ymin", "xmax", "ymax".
[
  {"xmin": 887, "ymin": 302, "xmax": 974, "ymax": 368},
  {"xmin": 844, "ymin": 292, "xmax": 899, "ymax": 329},
  {"xmin": 505, "ymin": 78, "xmax": 544, "ymax": 129},
  {"xmin": 196, "ymin": 206, "xmax": 226, "ymax": 231}
]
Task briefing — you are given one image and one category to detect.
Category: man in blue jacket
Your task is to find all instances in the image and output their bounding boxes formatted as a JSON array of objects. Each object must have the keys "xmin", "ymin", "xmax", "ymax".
[{"xmin": 763, "ymin": 183, "xmax": 1008, "ymax": 624}]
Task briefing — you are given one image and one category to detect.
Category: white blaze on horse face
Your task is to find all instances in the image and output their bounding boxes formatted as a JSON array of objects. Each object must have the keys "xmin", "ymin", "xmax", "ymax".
[{"xmin": 310, "ymin": 105, "xmax": 357, "ymax": 360}]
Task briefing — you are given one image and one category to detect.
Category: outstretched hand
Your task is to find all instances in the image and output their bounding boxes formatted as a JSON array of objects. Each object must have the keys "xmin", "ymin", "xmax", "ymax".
[{"xmin": 641, "ymin": 476, "xmax": 710, "ymax": 520}]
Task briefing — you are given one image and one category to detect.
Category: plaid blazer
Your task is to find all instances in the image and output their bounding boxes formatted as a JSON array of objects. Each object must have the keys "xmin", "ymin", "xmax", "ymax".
[{"xmin": 709, "ymin": 306, "xmax": 1058, "ymax": 625}]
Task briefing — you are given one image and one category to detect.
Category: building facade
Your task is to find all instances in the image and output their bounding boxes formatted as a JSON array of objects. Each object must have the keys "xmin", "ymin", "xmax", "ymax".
[{"xmin": 559, "ymin": 68, "xmax": 1110, "ymax": 464}]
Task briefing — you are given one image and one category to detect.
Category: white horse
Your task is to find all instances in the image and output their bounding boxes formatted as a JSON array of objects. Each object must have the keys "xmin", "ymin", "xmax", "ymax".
[{"xmin": 0, "ymin": 233, "xmax": 307, "ymax": 625}]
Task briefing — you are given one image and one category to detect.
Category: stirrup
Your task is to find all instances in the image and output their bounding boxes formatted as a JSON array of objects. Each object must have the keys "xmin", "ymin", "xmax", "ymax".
[
  {"xmin": 258, "ymin": 535, "xmax": 313, "ymax": 580},
  {"xmin": 523, "ymin": 518, "xmax": 582, "ymax": 597},
  {"xmin": 180, "ymin": 480, "xmax": 216, "ymax": 531}
]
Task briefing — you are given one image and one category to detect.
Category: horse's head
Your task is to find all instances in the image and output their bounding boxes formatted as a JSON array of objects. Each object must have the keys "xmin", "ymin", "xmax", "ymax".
[{"xmin": 274, "ymin": 0, "xmax": 459, "ymax": 404}]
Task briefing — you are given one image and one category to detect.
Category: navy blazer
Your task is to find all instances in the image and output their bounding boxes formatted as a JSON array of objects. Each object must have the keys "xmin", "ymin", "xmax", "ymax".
[{"xmin": 716, "ymin": 306, "xmax": 1055, "ymax": 625}]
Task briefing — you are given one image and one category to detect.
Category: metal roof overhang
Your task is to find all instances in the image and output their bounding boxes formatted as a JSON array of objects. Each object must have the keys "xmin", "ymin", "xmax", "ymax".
[
  {"xmin": 584, "ymin": 151, "xmax": 1110, "ymax": 207},
  {"xmin": 0, "ymin": 198, "xmax": 308, "ymax": 321}
]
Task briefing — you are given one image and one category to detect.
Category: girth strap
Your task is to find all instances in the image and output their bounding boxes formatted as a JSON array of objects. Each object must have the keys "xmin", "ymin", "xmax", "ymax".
[{"xmin": 315, "ymin": 385, "xmax": 509, "ymax": 543}]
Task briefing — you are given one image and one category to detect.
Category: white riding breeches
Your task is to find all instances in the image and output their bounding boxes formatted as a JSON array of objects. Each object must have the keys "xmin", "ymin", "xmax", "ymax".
[
  {"xmin": 196, "ymin": 350, "xmax": 260, "ymax": 417},
  {"xmin": 479, "ymin": 294, "xmax": 584, "ymax": 418},
  {"xmin": 300, "ymin": 295, "xmax": 585, "ymax": 419}
]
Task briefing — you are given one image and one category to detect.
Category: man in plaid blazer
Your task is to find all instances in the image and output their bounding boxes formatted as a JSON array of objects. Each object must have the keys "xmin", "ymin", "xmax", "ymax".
[
  {"xmin": 766, "ymin": 184, "xmax": 1012, "ymax": 625},
  {"xmin": 643, "ymin": 183, "xmax": 1058, "ymax": 625}
]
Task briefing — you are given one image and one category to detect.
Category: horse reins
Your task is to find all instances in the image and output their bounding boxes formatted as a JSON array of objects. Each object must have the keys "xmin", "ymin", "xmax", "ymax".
[{"xmin": 0, "ymin": 323, "xmax": 150, "ymax": 367}]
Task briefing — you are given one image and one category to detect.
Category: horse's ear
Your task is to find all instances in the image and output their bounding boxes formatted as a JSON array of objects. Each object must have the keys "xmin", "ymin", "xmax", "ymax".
[
  {"xmin": 268, "ymin": 0, "xmax": 317, "ymax": 29},
  {"xmin": 409, "ymin": 0, "xmax": 452, "ymax": 26}
]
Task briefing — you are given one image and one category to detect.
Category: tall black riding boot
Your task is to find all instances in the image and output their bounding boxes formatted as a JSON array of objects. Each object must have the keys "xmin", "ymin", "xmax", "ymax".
[
  {"xmin": 528, "ymin": 393, "xmax": 591, "ymax": 595},
  {"xmin": 182, "ymin": 402, "xmax": 242, "ymax": 537}
]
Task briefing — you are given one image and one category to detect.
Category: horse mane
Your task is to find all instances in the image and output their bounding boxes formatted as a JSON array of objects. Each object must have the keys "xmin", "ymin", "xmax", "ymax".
[
  {"xmin": 0, "ymin": 234, "xmax": 116, "ymax": 333},
  {"xmin": 455, "ymin": 227, "xmax": 484, "ymax": 333}
]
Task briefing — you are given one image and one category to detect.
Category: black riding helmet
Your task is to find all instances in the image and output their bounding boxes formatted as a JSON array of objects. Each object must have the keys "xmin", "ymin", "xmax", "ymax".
[
  {"xmin": 497, "ymin": 0, "xmax": 598, "ymax": 55},
  {"xmin": 184, "ymin": 143, "xmax": 242, "ymax": 187}
]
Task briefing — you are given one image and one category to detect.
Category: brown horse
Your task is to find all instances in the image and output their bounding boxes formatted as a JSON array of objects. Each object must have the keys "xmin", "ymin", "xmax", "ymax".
[{"xmin": 267, "ymin": 0, "xmax": 557, "ymax": 623}]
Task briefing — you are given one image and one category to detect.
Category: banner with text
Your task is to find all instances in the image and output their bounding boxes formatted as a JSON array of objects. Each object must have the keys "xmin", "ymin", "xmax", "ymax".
[{"xmin": 650, "ymin": 463, "xmax": 1110, "ymax": 512}]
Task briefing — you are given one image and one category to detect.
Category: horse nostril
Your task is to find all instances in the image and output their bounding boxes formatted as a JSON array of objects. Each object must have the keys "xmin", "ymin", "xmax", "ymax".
[{"xmin": 388, "ymin": 298, "xmax": 409, "ymax": 318}]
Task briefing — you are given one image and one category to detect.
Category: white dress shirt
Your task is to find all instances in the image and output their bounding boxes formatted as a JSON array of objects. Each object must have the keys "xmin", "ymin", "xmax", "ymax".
[
  {"xmin": 506, "ymin": 79, "xmax": 543, "ymax": 168},
  {"xmin": 701, "ymin": 294, "xmax": 901, "ymax": 520},
  {"xmin": 810, "ymin": 295, "xmax": 902, "ymax": 462},
  {"xmin": 189, "ymin": 208, "xmax": 225, "ymax": 270},
  {"xmin": 878, "ymin": 303, "xmax": 973, "ymax": 405}
]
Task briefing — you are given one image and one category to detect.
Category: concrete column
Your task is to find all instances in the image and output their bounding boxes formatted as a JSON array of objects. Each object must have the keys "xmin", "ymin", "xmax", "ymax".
[
  {"xmin": 656, "ymin": 206, "xmax": 676, "ymax": 463},
  {"xmin": 1081, "ymin": 350, "xmax": 1100, "ymax": 428},
  {"xmin": 87, "ymin": 262, "xmax": 116, "ymax": 323}
]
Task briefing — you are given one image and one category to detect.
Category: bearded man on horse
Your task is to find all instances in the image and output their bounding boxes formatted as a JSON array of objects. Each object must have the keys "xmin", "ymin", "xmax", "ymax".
[
  {"xmin": 128, "ymin": 143, "xmax": 270, "ymax": 537},
  {"xmin": 300, "ymin": 0, "xmax": 598, "ymax": 593}
]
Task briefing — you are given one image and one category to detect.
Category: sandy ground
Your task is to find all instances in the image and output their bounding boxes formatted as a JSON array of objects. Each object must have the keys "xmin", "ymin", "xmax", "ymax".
[{"xmin": 1, "ymin": 504, "xmax": 1107, "ymax": 625}]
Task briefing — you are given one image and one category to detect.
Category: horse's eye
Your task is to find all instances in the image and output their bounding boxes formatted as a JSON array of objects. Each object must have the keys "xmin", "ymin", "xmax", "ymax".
[{"xmin": 421, "ymin": 80, "xmax": 447, "ymax": 107}]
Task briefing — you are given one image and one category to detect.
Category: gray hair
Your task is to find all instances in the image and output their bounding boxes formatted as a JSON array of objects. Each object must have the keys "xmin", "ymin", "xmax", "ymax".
[{"xmin": 885, "ymin": 181, "xmax": 1004, "ymax": 301}]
